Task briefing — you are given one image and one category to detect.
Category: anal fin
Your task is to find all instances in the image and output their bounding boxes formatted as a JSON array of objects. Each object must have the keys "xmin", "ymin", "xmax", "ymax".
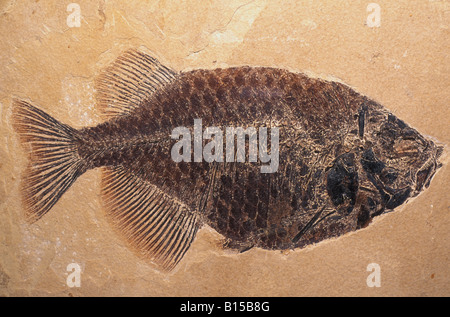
[{"xmin": 101, "ymin": 166, "xmax": 199, "ymax": 271}]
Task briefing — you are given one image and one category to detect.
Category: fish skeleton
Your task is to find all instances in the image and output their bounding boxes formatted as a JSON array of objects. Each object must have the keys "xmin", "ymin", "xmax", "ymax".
[{"xmin": 12, "ymin": 49, "xmax": 443, "ymax": 271}]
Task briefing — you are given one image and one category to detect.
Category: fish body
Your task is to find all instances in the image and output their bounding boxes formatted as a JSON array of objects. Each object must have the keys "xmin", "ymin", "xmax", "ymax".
[{"xmin": 13, "ymin": 49, "xmax": 443, "ymax": 270}]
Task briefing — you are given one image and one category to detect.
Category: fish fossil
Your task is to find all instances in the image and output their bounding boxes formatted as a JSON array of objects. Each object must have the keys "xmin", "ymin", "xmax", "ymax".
[{"xmin": 12, "ymin": 49, "xmax": 443, "ymax": 271}]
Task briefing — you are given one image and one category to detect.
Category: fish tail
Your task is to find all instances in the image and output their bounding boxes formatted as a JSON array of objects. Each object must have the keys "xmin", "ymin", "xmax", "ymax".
[{"xmin": 12, "ymin": 99, "xmax": 86, "ymax": 223}]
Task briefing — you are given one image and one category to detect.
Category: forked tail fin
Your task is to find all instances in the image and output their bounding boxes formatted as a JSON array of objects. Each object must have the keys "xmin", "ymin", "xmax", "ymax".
[{"xmin": 12, "ymin": 99, "xmax": 86, "ymax": 223}]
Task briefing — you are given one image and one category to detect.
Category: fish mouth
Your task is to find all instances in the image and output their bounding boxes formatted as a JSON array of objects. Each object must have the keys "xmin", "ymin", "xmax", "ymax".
[{"xmin": 414, "ymin": 144, "xmax": 444, "ymax": 194}]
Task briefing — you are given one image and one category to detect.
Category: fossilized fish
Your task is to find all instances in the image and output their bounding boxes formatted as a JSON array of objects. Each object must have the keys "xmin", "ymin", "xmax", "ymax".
[{"xmin": 12, "ymin": 49, "xmax": 443, "ymax": 271}]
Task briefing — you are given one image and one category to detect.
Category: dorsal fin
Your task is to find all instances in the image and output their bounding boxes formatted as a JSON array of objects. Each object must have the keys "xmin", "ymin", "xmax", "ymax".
[
  {"xmin": 101, "ymin": 166, "xmax": 200, "ymax": 271},
  {"xmin": 94, "ymin": 49, "xmax": 177, "ymax": 118}
]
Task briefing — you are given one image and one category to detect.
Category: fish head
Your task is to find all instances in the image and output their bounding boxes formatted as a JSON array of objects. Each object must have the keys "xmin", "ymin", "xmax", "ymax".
[
  {"xmin": 329, "ymin": 106, "xmax": 444, "ymax": 228},
  {"xmin": 358, "ymin": 111, "xmax": 443, "ymax": 217}
]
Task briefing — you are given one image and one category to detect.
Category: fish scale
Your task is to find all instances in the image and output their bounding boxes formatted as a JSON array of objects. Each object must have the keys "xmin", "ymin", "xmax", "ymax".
[{"xmin": 12, "ymin": 48, "xmax": 443, "ymax": 271}]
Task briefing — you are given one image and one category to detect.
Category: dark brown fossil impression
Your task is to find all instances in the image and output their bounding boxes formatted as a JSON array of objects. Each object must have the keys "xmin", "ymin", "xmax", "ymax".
[{"xmin": 12, "ymin": 49, "xmax": 443, "ymax": 271}]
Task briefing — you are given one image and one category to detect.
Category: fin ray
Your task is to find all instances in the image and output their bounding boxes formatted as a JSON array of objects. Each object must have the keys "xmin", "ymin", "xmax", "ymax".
[
  {"xmin": 12, "ymin": 99, "xmax": 86, "ymax": 222},
  {"xmin": 95, "ymin": 49, "xmax": 177, "ymax": 118},
  {"xmin": 101, "ymin": 166, "xmax": 199, "ymax": 271}
]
